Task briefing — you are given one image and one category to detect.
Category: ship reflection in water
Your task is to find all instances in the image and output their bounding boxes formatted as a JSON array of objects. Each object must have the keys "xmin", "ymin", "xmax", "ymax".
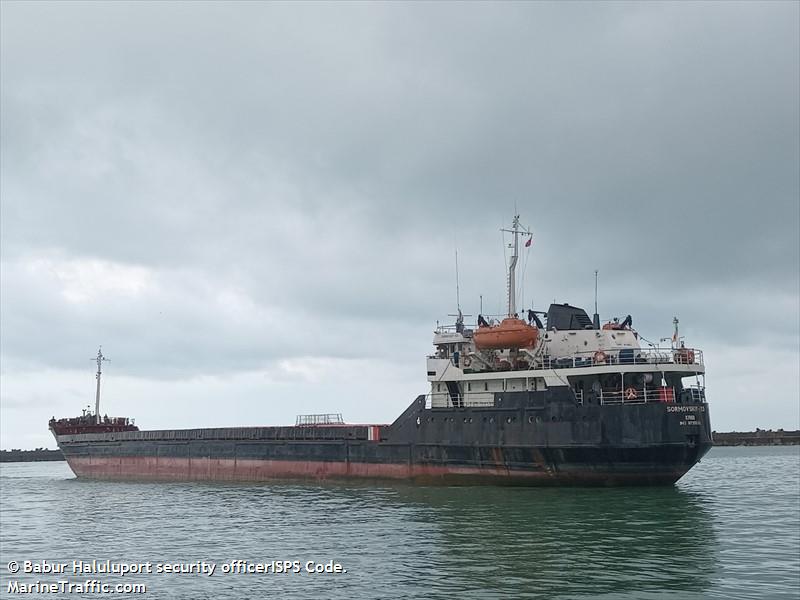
[
  {"xmin": 389, "ymin": 485, "xmax": 718, "ymax": 598},
  {"xmin": 2, "ymin": 462, "xmax": 720, "ymax": 599}
]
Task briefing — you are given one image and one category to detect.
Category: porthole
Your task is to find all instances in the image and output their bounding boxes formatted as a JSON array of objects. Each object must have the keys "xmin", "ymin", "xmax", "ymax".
[
  {"xmin": 528, "ymin": 416, "xmax": 535, "ymax": 424},
  {"xmin": 506, "ymin": 417, "xmax": 513, "ymax": 424},
  {"xmin": 489, "ymin": 417, "xmax": 495, "ymax": 424}
]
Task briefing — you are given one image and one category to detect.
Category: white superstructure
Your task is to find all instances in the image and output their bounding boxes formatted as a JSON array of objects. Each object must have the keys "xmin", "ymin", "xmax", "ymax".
[{"xmin": 426, "ymin": 216, "xmax": 705, "ymax": 410}]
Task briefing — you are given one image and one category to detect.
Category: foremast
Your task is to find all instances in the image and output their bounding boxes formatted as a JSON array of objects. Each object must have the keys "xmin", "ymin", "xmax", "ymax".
[
  {"xmin": 49, "ymin": 347, "xmax": 138, "ymax": 436},
  {"xmin": 92, "ymin": 347, "xmax": 108, "ymax": 424}
]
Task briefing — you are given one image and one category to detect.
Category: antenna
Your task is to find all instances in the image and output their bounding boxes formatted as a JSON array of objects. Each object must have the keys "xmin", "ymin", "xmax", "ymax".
[
  {"xmin": 454, "ymin": 247, "xmax": 461, "ymax": 312},
  {"xmin": 91, "ymin": 347, "xmax": 109, "ymax": 425},
  {"xmin": 593, "ymin": 270, "xmax": 600, "ymax": 329}
]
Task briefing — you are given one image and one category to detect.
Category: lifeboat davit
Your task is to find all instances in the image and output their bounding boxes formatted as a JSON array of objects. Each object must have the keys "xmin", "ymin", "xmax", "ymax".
[{"xmin": 474, "ymin": 318, "xmax": 539, "ymax": 350}]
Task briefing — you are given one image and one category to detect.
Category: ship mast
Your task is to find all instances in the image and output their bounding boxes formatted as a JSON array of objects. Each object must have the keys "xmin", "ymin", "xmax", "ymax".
[
  {"xmin": 672, "ymin": 317, "xmax": 680, "ymax": 349},
  {"xmin": 91, "ymin": 347, "xmax": 109, "ymax": 424},
  {"xmin": 502, "ymin": 215, "xmax": 522, "ymax": 317}
]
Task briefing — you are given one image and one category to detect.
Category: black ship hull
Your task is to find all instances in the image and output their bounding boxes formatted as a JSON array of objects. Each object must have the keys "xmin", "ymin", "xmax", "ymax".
[{"xmin": 52, "ymin": 390, "xmax": 712, "ymax": 486}]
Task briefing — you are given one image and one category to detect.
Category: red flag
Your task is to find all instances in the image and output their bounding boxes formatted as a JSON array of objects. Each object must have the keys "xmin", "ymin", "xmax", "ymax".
[{"xmin": 525, "ymin": 236, "xmax": 533, "ymax": 247}]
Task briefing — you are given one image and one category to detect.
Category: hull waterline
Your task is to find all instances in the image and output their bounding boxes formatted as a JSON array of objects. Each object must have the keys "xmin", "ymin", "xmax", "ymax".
[{"xmin": 53, "ymin": 393, "xmax": 712, "ymax": 487}]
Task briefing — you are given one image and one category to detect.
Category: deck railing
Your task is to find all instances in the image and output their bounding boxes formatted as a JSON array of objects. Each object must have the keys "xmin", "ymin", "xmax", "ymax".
[
  {"xmin": 431, "ymin": 347, "xmax": 703, "ymax": 370},
  {"xmin": 425, "ymin": 394, "xmax": 494, "ymax": 409},
  {"xmin": 427, "ymin": 385, "xmax": 706, "ymax": 409},
  {"xmin": 295, "ymin": 413, "xmax": 345, "ymax": 426},
  {"xmin": 541, "ymin": 347, "xmax": 703, "ymax": 369},
  {"xmin": 589, "ymin": 386, "xmax": 705, "ymax": 405}
]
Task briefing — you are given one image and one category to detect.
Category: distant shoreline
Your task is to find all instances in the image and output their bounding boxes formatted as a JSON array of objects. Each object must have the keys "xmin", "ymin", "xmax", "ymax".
[
  {"xmin": 711, "ymin": 430, "xmax": 799, "ymax": 446},
  {"xmin": 2, "ymin": 430, "xmax": 798, "ymax": 462},
  {"xmin": 0, "ymin": 449, "xmax": 64, "ymax": 462}
]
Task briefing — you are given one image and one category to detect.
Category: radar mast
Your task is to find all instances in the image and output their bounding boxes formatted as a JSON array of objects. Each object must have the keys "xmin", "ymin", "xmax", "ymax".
[{"xmin": 501, "ymin": 215, "xmax": 531, "ymax": 317}]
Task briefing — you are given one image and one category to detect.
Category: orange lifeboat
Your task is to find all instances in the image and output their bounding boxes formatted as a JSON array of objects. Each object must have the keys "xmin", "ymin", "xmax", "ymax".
[{"xmin": 474, "ymin": 318, "xmax": 539, "ymax": 350}]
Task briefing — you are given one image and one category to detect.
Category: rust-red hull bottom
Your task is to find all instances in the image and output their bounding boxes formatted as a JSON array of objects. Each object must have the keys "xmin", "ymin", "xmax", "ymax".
[{"xmin": 65, "ymin": 456, "xmax": 686, "ymax": 486}]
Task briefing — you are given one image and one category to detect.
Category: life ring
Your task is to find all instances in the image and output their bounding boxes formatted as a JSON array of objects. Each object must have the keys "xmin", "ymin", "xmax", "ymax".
[
  {"xmin": 625, "ymin": 387, "xmax": 638, "ymax": 401},
  {"xmin": 594, "ymin": 351, "xmax": 607, "ymax": 364}
]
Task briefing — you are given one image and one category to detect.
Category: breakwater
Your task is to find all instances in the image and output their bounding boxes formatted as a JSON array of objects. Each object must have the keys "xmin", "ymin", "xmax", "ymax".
[
  {"xmin": 0, "ymin": 449, "xmax": 64, "ymax": 462},
  {"xmin": 713, "ymin": 429, "xmax": 799, "ymax": 446}
]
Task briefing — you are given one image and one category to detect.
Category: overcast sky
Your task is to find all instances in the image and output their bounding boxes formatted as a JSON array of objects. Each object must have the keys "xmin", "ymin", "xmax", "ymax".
[{"xmin": 1, "ymin": 1, "xmax": 798, "ymax": 449}]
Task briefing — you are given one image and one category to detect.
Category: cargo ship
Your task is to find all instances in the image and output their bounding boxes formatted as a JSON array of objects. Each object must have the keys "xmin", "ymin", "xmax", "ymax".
[{"xmin": 50, "ymin": 216, "xmax": 712, "ymax": 485}]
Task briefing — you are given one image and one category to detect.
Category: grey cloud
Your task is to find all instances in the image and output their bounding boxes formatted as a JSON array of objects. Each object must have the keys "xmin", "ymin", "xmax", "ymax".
[{"xmin": 1, "ymin": 2, "xmax": 798, "ymax": 447}]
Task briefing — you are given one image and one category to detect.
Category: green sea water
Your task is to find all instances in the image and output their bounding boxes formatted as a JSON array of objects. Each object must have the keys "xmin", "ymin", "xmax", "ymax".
[{"xmin": 1, "ymin": 446, "xmax": 798, "ymax": 599}]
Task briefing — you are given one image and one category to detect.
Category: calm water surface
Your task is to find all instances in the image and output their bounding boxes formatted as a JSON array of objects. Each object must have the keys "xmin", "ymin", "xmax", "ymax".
[{"xmin": 1, "ymin": 447, "xmax": 798, "ymax": 599}]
